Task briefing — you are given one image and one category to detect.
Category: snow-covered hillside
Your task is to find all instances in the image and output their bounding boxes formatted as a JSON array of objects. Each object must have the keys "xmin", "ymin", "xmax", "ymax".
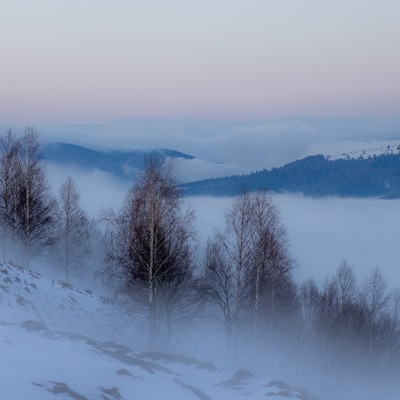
[
  {"xmin": 326, "ymin": 141, "xmax": 400, "ymax": 161},
  {"xmin": 0, "ymin": 261, "xmax": 318, "ymax": 400}
]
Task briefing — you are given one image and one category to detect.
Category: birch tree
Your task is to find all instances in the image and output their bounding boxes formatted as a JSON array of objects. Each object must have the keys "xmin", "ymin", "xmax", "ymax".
[
  {"xmin": 0, "ymin": 127, "xmax": 55, "ymax": 266},
  {"xmin": 18, "ymin": 127, "xmax": 55, "ymax": 266},
  {"xmin": 0, "ymin": 129, "xmax": 20, "ymax": 258},
  {"xmin": 244, "ymin": 191, "xmax": 295, "ymax": 345},
  {"xmin": 201, "ymin": 237, "xmax": 236, "ymax": 353},
  {"xmin": 201, "ymin": 190, "xmax": 295, "ymax": 355},
  {"xmin": 361, "ymin": 267, "xmax": 389, "ymax": 355},
  {"xmin": 53, "ymin": 177, "xmax": 91, "ymax": 283},
  {"xmin": 102, "ymin": 155, "xmax": 196, "ymax": 349},
  {"xmin": 221, "ymin": 191, "xmax": 253, "ymax": 326}
]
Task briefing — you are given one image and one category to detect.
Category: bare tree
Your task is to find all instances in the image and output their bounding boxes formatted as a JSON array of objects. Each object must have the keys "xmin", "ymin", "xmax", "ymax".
[
  {"xmin": 102, "ymin": 155, "xmax": 196, "ymax": 349},
  {"xmin": 330, "ymin": 259, "xmax": 366, "ymax": 347},
  {"xmin": 52, "ymin": 177, "xmax": 91, "ymax": 283},
  {"xmin": 248, "ymin": 190, "xmax": 295, "ymax": 340},
  {"xmin": 333, "ymin": 259, "xmax": 357, "ymax": 316},
  {"xmin": 0, "ymin": 129, "xmax": 20, "ymax": 258},
  {"xmin": 218, "ymin": 191, "xmax": 254, "ymax": 356},
  {"xmin": 250, "ymin": 191, "xmax": 274, "ymax": 337},
  {"xmin": 18, "ymin": 127, "xmax": 55, "ymax": 266},
  {"xmin": 297, "ymin": 279, "xmax": 321, "ymax": 362},
  {"xmin": 201, "ymin": 237, "xmax": 237, "ymax": 354},
  {"xmin": 381, "ymin": 288, "xmax": 400, "ymax": 368},
  {"xmin": 0, "ymin": 127, "xmax": 55, "ymax": 266},
  {"xmin": 361, "ymin": 267, "xmax": 389, "ymax": 355},
  {"xmin": 200, "ymin": 190, "xmax": 295, "ymax": 356}
]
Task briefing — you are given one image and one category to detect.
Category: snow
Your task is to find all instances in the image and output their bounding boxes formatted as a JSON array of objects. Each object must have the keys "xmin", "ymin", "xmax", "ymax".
[
  {"xmin": 0, "ymin": 261, "xmax": 317, "ymax": 400},
  {"xmin": 326, "ymin": 141, "xmax": 400, "ymax": 161}
]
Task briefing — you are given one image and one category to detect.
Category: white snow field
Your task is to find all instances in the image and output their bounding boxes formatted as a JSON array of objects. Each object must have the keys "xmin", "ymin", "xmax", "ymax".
[{"xmin": 0, "ymin": 261, "xmax": 318, "ymax": 400}]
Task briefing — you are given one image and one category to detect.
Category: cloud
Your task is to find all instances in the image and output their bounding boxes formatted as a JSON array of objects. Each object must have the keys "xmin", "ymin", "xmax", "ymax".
[
  {"xmin": 46, "ymin": 155, "xmax": 400, "ymax": 294},
  {"xmin": 187, "ymin": 194, "xmax": 400, "ymax": 289},
  {"xmin": 278, "ymin": 194, "xmax": 400, "ymax": 288},
  {"xmin": 172, "ymin": 158, "xmax": 247, "ymax": 182},
  {"xmin": 223, "ymin": 123, "xmax": 315, "ymax": 169},
  {"xmin": 4, "ymin": 116, "xmax": 400, "ymax": 178},
  {"xmin": 46, "ymin": 163, "xmax": 130, "ymax": 218}
]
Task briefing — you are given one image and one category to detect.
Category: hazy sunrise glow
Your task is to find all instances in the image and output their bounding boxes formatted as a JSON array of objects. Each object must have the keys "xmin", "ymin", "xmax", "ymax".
[{"xmin": 1, "ymin": 1, "xmax": 400, "ymax": 123}]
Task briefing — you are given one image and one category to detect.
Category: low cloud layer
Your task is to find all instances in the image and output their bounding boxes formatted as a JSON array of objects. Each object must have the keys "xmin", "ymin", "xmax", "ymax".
[
  {"xmin": 188, "ymin": 194, "xmax": 400, "ymax": 288},
  {"xmin": 3, "ymin": 115, "xmax": 400, "ymax": 181},
  {"xmin": 53, "ymin": 166, "xmax": 396, "ymax": 290},
  {"xmin": 47, "ymin": 163, "xmax": 129, "ymax": 218}
]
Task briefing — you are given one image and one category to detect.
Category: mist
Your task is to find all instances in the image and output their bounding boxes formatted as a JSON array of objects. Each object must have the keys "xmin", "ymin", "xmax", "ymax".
[
  {"xmin": 187, "ymin": 194, "xmax": 400, "ymax": 287},
  {"xmin": 28, "ymin": 162, "xmax": 400, "ymax": 400},
  {"xmin": 4, "ymin": 115, "xmax": 400, "ymax": 175},
  {"xmin": 46, "ymin": 162, "xmax": 130, "ymax": 218},
  {"xmin": 185, "ymin": 194, "xmax": 400, "ymax": 399},
  {"xmin": 3, "ymin": 0, "xmax": 400, "ymax": 393},
  {"xmin": 45, "ymin": 160, "xmax": 400, "ymax": 288}
]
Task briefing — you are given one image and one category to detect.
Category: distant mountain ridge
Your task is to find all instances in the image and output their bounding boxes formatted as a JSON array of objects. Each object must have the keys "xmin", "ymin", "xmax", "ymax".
[
  {"xmin": 43, "ymin": 142, "xmax": 400, "ymax": 198},
  {"xmin": 43, "ymin": 142, "xmax": 195, "ymax": 179},
  {"xmin": 183, "ymin": 152, "xmax": 400, "ymax": 198}
]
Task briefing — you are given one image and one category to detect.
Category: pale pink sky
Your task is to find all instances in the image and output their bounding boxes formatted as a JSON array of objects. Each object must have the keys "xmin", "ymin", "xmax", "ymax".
[{"xmin": 1, "ymin": 0, "xmax": 399, "ymax": 124}]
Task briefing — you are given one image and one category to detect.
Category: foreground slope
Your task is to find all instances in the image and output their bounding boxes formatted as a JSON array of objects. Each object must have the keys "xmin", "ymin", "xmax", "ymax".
[{"xmin": 0, "ymin": 261, "xmax": 318, "ymax": 400}]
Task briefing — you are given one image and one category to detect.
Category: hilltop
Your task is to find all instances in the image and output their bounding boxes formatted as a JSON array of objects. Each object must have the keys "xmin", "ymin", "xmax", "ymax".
[{"xmin": 183, "ymin": 151, "xmax": 400, "ymax": 198}]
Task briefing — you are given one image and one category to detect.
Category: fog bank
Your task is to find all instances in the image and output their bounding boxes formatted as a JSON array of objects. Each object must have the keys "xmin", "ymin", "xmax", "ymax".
[
  {"xmin": 188, "ymin": 194, "xmax": 400, "ymax": 287},
  {"xmin": 46, "ymin": 162, "xmax": 400, "ymax": 288}
]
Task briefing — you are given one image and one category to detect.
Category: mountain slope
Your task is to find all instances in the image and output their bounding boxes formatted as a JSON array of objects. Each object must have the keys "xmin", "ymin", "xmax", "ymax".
[
  {"xmin": 44, "ymin": 142, "xmax": 400, "ymax": 198},
  {"xmin": 183, "ymin": 153, "xmax": 400, "ymax": 198},
  {"xmin": 43, "ymin": 142, "xmax": 195, "ymax": 180},
  {"xmin": 0, "ymin": 261, "xmax": 318, "ymax": 400}
]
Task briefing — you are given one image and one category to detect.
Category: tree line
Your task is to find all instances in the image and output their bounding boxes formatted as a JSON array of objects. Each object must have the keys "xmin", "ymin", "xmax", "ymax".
[
  {"xmin": 183, "ymin": 152, "xmax": 400, "ymax": 198},
  {"xmin": 2, "ymin": 127, "xmax": 400, "ymax": 395}
]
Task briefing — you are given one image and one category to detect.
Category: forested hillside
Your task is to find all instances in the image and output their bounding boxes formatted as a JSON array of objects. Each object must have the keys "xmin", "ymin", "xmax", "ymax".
[{"xmin": 184, "ymin": 153, "xmax": 400, "ymax": 198}]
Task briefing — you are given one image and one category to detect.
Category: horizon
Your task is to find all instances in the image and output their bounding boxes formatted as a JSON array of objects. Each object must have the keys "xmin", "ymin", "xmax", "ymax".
[{"xmin": 2, "ymin": 115, "xmax": 400, "ymax": 175}]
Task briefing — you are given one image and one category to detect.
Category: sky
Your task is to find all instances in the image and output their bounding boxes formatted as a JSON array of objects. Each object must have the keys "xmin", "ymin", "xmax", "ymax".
[{"xmin": 1, "ymin": 1, "xmax": 400, "ymax": 124}]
